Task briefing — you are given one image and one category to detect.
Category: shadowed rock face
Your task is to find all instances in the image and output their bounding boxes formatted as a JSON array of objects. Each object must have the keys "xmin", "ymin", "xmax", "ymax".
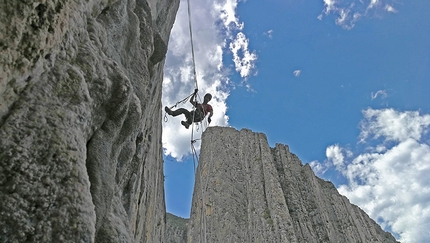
[
  {"xmin": 188, "ymin": 127, "xmax": 399, "ymax": 243},
  {"xmin": 0, "ymin": 0, "xmax": 178, "ymax": 242}
]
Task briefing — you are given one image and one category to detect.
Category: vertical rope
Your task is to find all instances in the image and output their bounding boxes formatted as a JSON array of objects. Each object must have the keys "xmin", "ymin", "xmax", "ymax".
[
  {"xmin": 187, "ymin": 0, "xmax": 207, "ymax": 241},
  {"xmin": 187, "ymin": 0, "xmax": 199, "ymax": 91}
]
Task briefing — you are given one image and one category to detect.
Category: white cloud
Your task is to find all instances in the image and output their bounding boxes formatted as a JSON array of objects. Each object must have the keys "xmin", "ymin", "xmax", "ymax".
[
  {"xmin": 367, "ymin": 0, "xmax": 381, "ymax": 10},
  {"xmin": 371, "ymin": 90, "xmax": 387, "ymax": 100},
  {"xmin": 359, "ymin": 108, "xmax": 430, "ymax": 143},
  {"xmin": 385, "ymin": 4, "xmax": 397, "ymax": 13},
  {"xmin": 264, "ymin": 29, "xmax": 274, "ymax": 39},
  {"xmin": 162, "ymin": 0, "xmax": 256, "ymax": 160},
  {"xmin": 323, "ymin": 0, "xmax": 337, "ymax": 13},
  {"xmin": 326, "ymin": 144, "xmax": 345, "ymax": 168},
  {"xmin": 230, "ymin": 32, "xmax": 258, "ymax": 78},
  {"xmin": 335, "ymin": 7, "xmax": 350, "ymax": 27},
  {"xmin": 339, "ymin": 138, "xmax": 430, "ymax": 243},
  {"xmin": 313, "ymin": 108, "xmax": 430, "ymax": 242},
  {"xmin": 309, "ymin": 160, "xmax": 328, "ymax": 174},
  {"xmin": 215, "ymin": 0, "xmax": 242, "ymax": 30},
  {"xmin": 293, "ymin": 70, "xmax": 301, "ymax": 77},
  {"xmin": 319, "ymin": 0, "xmax": 398, "ymax": 29}
]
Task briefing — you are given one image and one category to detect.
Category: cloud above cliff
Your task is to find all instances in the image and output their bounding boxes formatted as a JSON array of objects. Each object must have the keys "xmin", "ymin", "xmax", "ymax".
[
  {"xmin": 161, "ymin": 0, "xmax": 400, "ymax": 160},
  {"xmin": 318, "ymin": 0, "xmax": 398, "ymax": 29},
  {"xmin": 312, "ymin": 108, "xmax": 430, "ymax": 242},
  {"xmin": 162, "ymin": 0, "xmax": 256, "ymax": 160}
]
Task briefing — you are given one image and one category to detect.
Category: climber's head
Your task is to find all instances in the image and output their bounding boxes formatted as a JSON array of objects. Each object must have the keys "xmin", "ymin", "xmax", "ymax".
[{"xmin": 203, "ymin": 93, "xmax": 212, "ymax": 104}]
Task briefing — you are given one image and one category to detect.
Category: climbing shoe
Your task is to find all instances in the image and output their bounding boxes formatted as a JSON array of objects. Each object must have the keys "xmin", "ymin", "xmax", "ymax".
[
  {"xmin": 181, "ymin": 121, "xmax": 190, "ymax": 129},
  {"xmin": 164, "ymin": 106, "xmax": 173, "ymax": 115}
]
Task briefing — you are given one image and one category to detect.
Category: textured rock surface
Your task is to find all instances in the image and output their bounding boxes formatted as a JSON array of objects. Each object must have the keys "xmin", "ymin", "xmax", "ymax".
[
  {"xmin": 0, "ymin": 0, "xmax": 179, "ymax": 242},
  {"xmin": 188, "ymin": 127, "xmax": 399, "ymax": 243},
  {"xmin": 166, "ymin": 213, "xmax": 188, "ymax": 243}
]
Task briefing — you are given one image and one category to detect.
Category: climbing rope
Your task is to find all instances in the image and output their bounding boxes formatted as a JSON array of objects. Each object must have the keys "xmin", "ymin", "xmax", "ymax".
[
  {"xmin": 187, "ymin": 0, "xmax": 199, "ymax": 90},
  {"xmin": 163, "ymin": 4, "xmax": 209, "ymax": 239},
  {"xmin": 186, "ymin": 0, "xmax": 208, "ymax": 242},
  {"xmin": 187, "ymin": 0, "xmax": 203, "ymax": 166}
]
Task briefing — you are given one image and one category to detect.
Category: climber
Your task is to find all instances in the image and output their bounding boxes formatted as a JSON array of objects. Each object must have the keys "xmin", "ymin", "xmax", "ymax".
[{"xmin": 165, "ymin": 89, "xmax": 213, "ymax": 129}]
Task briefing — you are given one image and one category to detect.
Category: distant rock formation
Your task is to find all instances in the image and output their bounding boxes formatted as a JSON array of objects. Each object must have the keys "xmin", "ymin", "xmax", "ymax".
[
  {"xmin": 0, "ymin": 0, "xmax": 179, "ymax": 242},
  {"xmin": 166, "ymin": 213, "xmax": 188, "ymax": 243},
  {"xmin": 187, "ymin": 127, "xmax": 398, "ymax": 243}
]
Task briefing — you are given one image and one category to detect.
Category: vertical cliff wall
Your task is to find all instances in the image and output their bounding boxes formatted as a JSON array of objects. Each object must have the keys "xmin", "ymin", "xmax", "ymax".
[
  {"xmin": 0, "ymin": 0, "xmax": 179, "ymax": 242},
  {"xmin": 188, "ymin": 127, "xmax": 398, "ymax": 243}
]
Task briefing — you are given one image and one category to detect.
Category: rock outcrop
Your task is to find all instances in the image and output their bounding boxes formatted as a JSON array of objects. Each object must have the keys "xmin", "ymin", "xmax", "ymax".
[
  {"xmin": 188, "ymin": 127, "xmax": 398, "ymax": 243},
  {"xmin": 0, "ymin": 0, "xmax": 179, "ymax": 242}
]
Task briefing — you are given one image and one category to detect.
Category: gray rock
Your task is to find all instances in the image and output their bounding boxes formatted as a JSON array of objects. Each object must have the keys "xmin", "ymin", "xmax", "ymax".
[
  {"xmin": 188, "ymin": 127, "xmax": 399, "ymax": 243},
  {"xmin": 0, "ymin": 0, "xmax": 179, "ymax": 242}
]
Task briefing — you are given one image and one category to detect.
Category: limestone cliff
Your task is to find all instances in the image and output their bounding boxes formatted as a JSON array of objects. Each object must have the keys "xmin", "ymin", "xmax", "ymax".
[
  {"xmin": 0, "ymin": 0, "xmax": 179, "ymax": 242},
  {"xmin": 188, "ymin": 127, "xmax": 398, "ymax": 243}
]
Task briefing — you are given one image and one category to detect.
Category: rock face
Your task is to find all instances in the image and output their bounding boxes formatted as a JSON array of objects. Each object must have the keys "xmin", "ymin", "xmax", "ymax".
[
  {"xmin": 188, "ymin": 127, "xmax": 398, "ymax": 243},
  {"xmin": 0, "ymin": 0, "xmax": 179, "ymax": 242}
]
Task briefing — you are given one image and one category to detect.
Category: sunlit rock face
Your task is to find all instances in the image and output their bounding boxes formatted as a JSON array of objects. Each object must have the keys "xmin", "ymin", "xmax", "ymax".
[
  {"xmin": 0, "ymin": 0, "xmax": 179, "ymax": 242},
  {"xmin": 188, "ymin": 127, "xmax": 399, "ymax": 243}
]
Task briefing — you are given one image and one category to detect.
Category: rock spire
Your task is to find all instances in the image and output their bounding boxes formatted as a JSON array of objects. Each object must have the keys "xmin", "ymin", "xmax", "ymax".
[{"xmin": 187, "ymin": 127, "xmax": 398, "ymax": 243}]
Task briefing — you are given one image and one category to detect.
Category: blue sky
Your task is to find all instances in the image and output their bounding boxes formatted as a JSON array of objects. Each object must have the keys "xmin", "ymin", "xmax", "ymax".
[{"xmin": 162, "ymin": 1, "xmax": 430, "ymax": 242}]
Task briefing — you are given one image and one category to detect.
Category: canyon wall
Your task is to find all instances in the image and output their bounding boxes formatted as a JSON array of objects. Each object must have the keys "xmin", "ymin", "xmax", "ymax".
[{"xmin": 0, "ymin": 0, "xmax": 179, "ymax": 242}]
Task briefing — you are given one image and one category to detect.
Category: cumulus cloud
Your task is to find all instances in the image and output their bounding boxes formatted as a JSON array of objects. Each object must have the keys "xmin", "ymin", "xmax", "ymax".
[
  {"xmin": 318, "ymin": 0, "xmax": 398, "ymax": 29},
  {"xmin": 339, "ymin": 138, "xmax": 430, "ymax": 243},
  {"xmin": 162, "ymin": 0, "xmax": 256, "ymax": 160},
  {"xmin": 359, "ymin": 108, "xmax": 430, "ymax": 143},
  {"xmin": 326, "ymin": 144, "xmax": 346, "ymax": 168},
  {"xmin": 312, "ymin": 108, "xmax": 430, "ymax": 242}
]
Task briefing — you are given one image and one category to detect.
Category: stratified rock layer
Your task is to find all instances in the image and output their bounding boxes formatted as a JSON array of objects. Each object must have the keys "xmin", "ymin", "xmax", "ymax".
[
  {"xmin": 188, "ymin": 127, "xmax": 398, "ymax": 243},
  {"xmin": 0, "ymin": 0, "xmax": 179, "ymax": 242}
]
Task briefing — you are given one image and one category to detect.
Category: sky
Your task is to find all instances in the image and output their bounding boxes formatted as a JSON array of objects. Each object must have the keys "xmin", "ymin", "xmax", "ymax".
[{"xmin": 161, "ymin": 0, "xmax": 430, "ymax": 242}]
